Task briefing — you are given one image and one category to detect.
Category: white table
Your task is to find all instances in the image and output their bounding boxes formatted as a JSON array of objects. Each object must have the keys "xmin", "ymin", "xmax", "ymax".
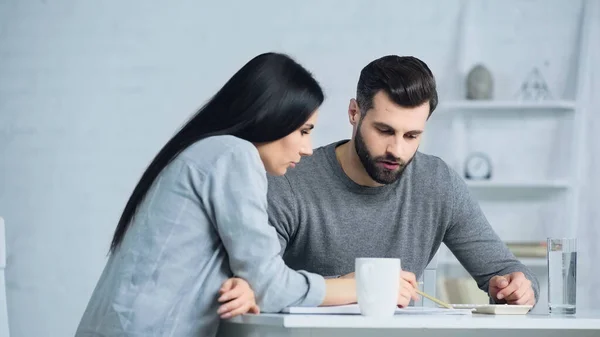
[{"xmin": 218, "ymin": 312, "xmax": 600, "ymax": 337}]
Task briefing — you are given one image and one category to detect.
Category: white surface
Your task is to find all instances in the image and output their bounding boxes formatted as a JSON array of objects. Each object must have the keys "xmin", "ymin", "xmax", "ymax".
[
  {"xmin": 452, "ymin": 304, "xmax": 533, "ymax": 315},
  {"xmin": 226, "ymin": 312, "xmax": 600, "ymax": 330},
  {"xmin": 0, "ymin": 217, "xmax": 10, "ymax": 337},
  {"xmin": 282, "ymin": 304, "xmax": 472, "ymax": 316}
]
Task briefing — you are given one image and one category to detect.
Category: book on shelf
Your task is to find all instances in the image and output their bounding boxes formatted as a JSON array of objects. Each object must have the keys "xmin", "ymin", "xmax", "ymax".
[{"xmin": 504, "ymin": 241, "xmax": 547, "ymax": 258}]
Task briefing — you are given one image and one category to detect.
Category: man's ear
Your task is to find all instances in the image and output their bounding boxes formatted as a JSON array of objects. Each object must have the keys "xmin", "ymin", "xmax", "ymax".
[{"xmin": 348, "ymin": 98, "xmax": 361, "ymax": 126}]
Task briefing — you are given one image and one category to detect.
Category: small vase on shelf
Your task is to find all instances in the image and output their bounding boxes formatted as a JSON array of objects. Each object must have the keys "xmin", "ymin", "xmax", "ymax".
[{"xmin": 466, "ymin": 64, "xmax": 494, "ymax": 100}]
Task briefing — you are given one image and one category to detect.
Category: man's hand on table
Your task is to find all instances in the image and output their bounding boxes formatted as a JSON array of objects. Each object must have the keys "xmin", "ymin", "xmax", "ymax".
[{"xmin": 489, "ymin": 272, "xmax": 536, "ymax": 306}]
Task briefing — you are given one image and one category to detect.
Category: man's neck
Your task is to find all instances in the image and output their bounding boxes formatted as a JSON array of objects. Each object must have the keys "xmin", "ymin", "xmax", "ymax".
[{"xmin": 335, "ymin": 141, "xmax": 383, "ymax": 187}]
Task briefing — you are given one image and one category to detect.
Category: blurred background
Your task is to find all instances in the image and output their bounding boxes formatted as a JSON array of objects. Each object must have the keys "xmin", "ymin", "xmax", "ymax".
[{"xmin": 0, "ymin": 0, "xmax": 599, "ymax": 336}]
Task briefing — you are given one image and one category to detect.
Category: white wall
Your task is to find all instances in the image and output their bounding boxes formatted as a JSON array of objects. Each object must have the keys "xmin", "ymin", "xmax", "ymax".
[{"xmin": 0, "ymin": 1, "xmax": 587, "ymax": 336}]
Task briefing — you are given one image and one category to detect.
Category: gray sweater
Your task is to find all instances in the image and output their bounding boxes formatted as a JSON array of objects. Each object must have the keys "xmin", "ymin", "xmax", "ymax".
[
  {"xmin": 267, "ymin": 140, "xmax": 539, "ymax": 302},
  {"xmin": 75, "ymin": 135, "xmax": 325, "ymax": 337}
]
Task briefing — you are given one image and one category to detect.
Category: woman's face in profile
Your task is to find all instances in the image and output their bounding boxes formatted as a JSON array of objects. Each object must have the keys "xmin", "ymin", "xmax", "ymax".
[{"xmin": 256, "ymin": 110, "xmax": 319, "ymax": 176}]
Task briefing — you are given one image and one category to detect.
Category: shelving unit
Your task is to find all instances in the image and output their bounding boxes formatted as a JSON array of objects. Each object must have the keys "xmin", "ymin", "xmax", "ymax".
[
  {"xmin": 423, "ymin": 100, "xmax": 577, "ymax": 200},
  {"xmin": 440, "ymin": 256, "xmax": 547, "ymax": 268},
  {"xmin": 415, "ymin": 1, "xmax": 594, "ymax": 310},
  {"xmin": 439, "ymin": 100, "xmax": 576, "ymax": 112},
  {"xmin": 423, "ymin": 97, "xmax": 582, "ymax": 309},
  {"xmin": 423, "ymin": 98, "xmax": 578, "ymax": 281},
  {"xmin": 465, "ymin": 179, "xmax": 570, "ymax": 190},
  {"xmin": 421, "ymin": 43, "xmax": 587, "ymax": 310}
]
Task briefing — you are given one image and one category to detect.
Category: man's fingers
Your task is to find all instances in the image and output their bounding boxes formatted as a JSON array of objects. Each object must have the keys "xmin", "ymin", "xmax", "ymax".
[
  {"xmin": 504, "ymin": 287, "xmax": 526, "ymax": 302},
  {"xmin": 401, "ymin": 279, "xmax": 419, "ymax": 301},
  {"xmin": 395, "ymin": 271, "xmax": 420, "ymax": 306},
  {"xmin": 511, "ymin": 272, "xmax": 526, "ymax": 280},
  {"xmin": 509, "ymin": 287, "xmax": 535, "ymax": 305},
  {"xmin": 401, "ymin": 271, "xmax": 418, "ymax": 289},
  {"xmin": 504, "ymin": 280, "xmax": 531, "ymax": 302},
  {"xmin": 496, "ymin": 279, "xmax": 522, "ymax": 300},
  {"xmin": 490, "ymin": 275, "xmax": 509, "ymax": 289},
  {"xmin": 397, "ymin": 281, "xmax": 419, "ymax": 307},
  {"xmin": 397, "ymin": 288, "xmax": 412, "ymax": 308},
  {"xmin": 513, "ymin": 294, "xmax": 533, "ymax": 305},
  {"xmin": 340, "ymin": 272, "xmax": 355, "ymax": 279},
  {"xmin": 525, "ymin": 293, "xmax": 536, "ymax": 306},
  {"xmin": 509, "ymin": 291, "xmax": 532, "ymax": 305}
]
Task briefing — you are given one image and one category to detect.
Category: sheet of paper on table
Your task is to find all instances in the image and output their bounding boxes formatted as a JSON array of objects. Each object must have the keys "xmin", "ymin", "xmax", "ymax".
[{"xmin": 281, "ymin": 304, "xmax": 473, "ymax": 315}]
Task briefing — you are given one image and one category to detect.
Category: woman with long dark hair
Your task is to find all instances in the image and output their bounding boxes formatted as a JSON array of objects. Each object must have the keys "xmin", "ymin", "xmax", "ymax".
[{"xmin": 74, "ymin": 53, "xmax": 357, "ymax": 337}]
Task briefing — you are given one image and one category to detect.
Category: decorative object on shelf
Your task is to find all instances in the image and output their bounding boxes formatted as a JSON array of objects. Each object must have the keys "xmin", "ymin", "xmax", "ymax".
[
  {"xmin": 466, "ymin": 64, "xmax": 493, "ymax": 100},
  {"xmin": 464, "ymin": 152, "xmax": 492, "ymax": 180},
  {"xmin": 516, "ymin": 67, "xmax": 552, "ymax": 101}
]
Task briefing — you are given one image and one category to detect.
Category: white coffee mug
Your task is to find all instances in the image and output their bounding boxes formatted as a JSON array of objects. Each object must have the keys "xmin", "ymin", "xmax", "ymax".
[{"xmin": 355, "ymin": 257, "xmax": 400, "ymax": 317}]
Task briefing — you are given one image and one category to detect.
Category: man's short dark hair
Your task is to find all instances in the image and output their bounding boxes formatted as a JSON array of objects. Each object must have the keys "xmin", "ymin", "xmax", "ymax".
[{"xmin": 356, "ymin": 55, "xmax": 438, "ymax": 118}]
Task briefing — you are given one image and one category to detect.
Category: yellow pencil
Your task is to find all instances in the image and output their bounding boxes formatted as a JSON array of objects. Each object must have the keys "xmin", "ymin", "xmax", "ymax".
[{"xmin": 415, "ymin": 289, "xmax": 453, "ymax": 309}]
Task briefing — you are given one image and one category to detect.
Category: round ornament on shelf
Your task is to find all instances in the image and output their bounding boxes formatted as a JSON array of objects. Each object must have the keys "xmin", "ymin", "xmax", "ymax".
[{"xmin": 464, "ymin": 152, "xmax": 492, "ymax": 180}]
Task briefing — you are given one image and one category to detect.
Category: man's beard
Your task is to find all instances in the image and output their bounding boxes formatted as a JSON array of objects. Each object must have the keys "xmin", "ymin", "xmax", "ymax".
[{"xmin": 354, "ymin": 125, "xmax": 409, "ymax": 185}]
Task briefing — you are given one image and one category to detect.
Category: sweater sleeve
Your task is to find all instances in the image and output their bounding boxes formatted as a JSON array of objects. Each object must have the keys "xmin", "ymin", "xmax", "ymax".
[
  {"xmin": 442, "ymin": 167, "xmax": 540, "ymax": 304},
  {"xmin": 203, "ymin": 143, "xmax": 326, "ymax": 312},
  {"xmin": 266, "ymin": 174, "xmax": 299, "ymax": 255}
]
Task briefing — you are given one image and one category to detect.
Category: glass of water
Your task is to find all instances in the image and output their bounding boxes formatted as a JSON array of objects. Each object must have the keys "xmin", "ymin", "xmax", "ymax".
[{"xmin": 547, "ymin": 238, "xmax": 577, "ymax": 315}]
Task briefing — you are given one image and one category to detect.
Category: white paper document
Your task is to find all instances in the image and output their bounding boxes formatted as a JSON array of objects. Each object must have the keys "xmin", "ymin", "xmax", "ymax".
[{"xmin": 281, "ymin": 304, "xmax": 473, "ymax": 315}]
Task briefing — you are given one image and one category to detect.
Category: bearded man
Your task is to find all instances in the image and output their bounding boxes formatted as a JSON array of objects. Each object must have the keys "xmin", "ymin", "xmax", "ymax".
[{"xmin": 265, "ymin": 55, "xmax": 539, "ymax": 308}]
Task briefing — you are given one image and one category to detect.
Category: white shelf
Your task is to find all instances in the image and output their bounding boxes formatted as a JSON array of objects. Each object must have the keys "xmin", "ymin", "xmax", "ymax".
[
  {"xmin": 465, "ymin": 180, "xmax": 570, "ymax": 190},
  {"xmin": 440, "ymin": 256, "xmax": 547, "ymax": 268},
  {"xmin": 439, "ymin": 100, "xmax": 576, "ymax": 112}
]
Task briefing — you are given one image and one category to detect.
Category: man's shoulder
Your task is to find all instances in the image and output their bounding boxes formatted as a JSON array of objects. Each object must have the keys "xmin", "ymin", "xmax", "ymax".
[
  {"xmin": 412, "ymin": 151, "xmax": 451, "ymax": 172},
  {"xmin": 269, "ymin": 141, "xmax": 338, "ymax": 180},
  {"xmin": 266, "ymin": 141, "xmax": 341, "ymax": 201},
  {"xmin": 409, "ymin": 152, "xmax": 462, "ymax": 190},
  {"xmin": 294, "ymin": 142, "xmax": 335, "ymax": 172}
]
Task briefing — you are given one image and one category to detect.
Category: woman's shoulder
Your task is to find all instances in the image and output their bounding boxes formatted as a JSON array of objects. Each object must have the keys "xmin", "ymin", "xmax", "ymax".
[
  {"xmin": 190, "ymin": 134, "xmax": 254, "ymax": 151},
  {"xmin": 178, "ymin": 135, "xmax": 262, "ymax": 171}
]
